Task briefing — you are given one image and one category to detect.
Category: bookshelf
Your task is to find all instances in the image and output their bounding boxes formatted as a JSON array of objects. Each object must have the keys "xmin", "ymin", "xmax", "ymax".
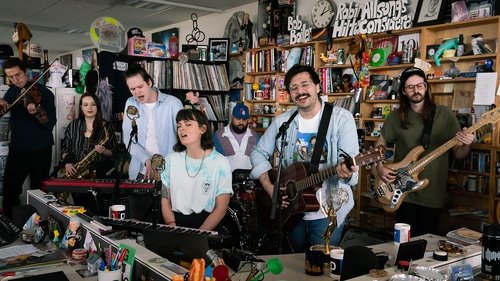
[{"xmin": 243, "ymin": 16, "xmax": 500, "ymax": 234}]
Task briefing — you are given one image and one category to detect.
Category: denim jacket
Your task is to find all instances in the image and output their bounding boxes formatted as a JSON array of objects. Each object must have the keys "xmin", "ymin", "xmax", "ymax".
[
  {"xmin": 250, "ymin": 102, "xmax": 359, "ymax": 225},
  {"xmin": 122, "ymin": 89, "xmax": 183, "ymax": 179}
]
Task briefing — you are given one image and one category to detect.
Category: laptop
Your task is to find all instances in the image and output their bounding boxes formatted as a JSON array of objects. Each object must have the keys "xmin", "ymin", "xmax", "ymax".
[{"xmin": 143, "ymin": 228, "xmax": 210, "ymax": 265}]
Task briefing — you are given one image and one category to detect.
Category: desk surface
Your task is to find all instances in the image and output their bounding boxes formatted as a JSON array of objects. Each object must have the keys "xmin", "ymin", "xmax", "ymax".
[
  {"xmin": 231, "ymin": 234, "xmax": 481, "ymax": 281},
  {"xmin": 21, "ymin": 190, "xmax": 482, "ymax": 281}
]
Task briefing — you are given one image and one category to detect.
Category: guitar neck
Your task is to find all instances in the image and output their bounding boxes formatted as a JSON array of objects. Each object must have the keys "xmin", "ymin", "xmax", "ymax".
[
  {"xmin": 295, "ymin": 166, "xmax": 338, "ymax": 193},
  {"xmin": 408, "ymin": 121, "xmax": 484, "ymax": 174}
]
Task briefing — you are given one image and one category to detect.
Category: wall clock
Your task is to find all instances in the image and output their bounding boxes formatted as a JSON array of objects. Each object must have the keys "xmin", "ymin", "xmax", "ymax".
[{"xmin": 311, "ymin": 0, "xmax": 335, "ymax": 28}]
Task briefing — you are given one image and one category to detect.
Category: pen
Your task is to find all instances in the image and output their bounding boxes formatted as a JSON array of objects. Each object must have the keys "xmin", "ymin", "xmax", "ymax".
[{"xmin": 0, "ymin": 269, "xmax": 38, "ymax": 277}]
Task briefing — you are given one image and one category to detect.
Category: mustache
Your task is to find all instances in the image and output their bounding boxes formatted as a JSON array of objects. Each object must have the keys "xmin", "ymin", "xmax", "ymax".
[{"xmin": 295, "ymin": 93, "xmax": 310, "ymax": 101}]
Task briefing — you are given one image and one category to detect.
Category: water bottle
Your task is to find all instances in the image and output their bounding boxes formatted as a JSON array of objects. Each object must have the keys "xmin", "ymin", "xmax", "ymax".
[{"xmin": 169, "ymin": 33, "xmax": 179, "ymax": 59}]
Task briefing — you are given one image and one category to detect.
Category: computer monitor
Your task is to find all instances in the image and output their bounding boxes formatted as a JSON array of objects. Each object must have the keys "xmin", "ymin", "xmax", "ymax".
[
  {"xmin": 395, "ymin": 239, "xmax": 427, "ymax": 265},
  {"xmin": 143, "ymin": 228, "xmax": 210, "ymax": 265}
]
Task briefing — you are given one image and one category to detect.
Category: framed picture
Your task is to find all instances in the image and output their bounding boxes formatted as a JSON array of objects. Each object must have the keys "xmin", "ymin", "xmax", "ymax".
[
  {"xmin": 413, "ymin": 0, "xmax": 446, "ymax": 27},
  {"xmin": 152, "ymin": 27, "xmax": 178, "ymax": 48},
  {"xmin": 209, "ymin": 38, "xmax": 229, "ymax": 62}
]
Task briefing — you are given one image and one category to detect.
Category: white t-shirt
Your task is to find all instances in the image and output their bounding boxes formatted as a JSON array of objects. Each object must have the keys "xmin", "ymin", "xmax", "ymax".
[
  {"xmin": 141, "ymin": 102, "xmax": 160, "ymax": 174},
  {"xmin": 296, "ymin": 111, "xmax": 330, "ymax": 221},
  {"xmin": 161, "ymin": 150, "xmax": 233, "ymax": 214}
]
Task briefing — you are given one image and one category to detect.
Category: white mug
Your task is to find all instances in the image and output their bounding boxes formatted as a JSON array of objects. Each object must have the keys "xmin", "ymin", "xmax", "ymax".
[
  {"xmin": 109, "ymin": 204, "xmax": 126, "ymax": 220},
  {"xmin": 394, "ymin": 223, "xmax": 411, "ymax": 245},
  {"xmin": 330, "ymin": 249, "xmax": 344, "ymax": 280}
]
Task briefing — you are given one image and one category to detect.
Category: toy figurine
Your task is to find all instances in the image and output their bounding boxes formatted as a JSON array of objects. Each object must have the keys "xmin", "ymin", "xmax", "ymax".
[{"xmin": 60, "ymin": 217, "xmax": 83, "ymax": 253}]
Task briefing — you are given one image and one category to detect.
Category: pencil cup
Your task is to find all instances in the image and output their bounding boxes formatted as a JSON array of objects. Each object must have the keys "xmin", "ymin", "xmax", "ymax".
[
  {"xmin": 98, "ymin": 267, "xmax": 122, "ymax": 281},
  {"xmin": 109, "ymin": 204, "xmax": 126, "ymax": 220}
]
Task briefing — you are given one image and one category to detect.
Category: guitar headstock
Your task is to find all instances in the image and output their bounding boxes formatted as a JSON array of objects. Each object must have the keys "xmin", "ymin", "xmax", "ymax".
[
  {"xmin": 479, "ymin": 106, "xmax": 500, "ymax": 125},
  {"xmin": 354, "ymin": 145, "xmax": 386, "ymax": 167}
]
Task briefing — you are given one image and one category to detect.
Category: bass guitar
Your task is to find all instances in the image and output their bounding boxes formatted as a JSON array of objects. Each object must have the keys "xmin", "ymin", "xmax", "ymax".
[
  {"xmin": 373, "ymin": 107, "xmax": 500, "ymax": 212},
  {"xmin": 257, "ymin": 145, "xmax": 385, "ymax": 233}
]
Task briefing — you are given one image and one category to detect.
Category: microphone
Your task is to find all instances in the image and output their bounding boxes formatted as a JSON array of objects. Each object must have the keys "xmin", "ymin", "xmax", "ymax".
[
  {"xmin": 250, "ymin": 258, "xmax": 283, "ymax": 281},
  {"xmin": 126, "ymin": 105, "xmax": 140, "ymax": 141},
  {"xmin": 275, "ymin": 110, "xmax": 298, "ymax": 140}
]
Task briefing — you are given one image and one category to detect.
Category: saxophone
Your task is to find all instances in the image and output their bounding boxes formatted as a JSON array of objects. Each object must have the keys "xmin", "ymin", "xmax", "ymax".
[{"xmin": 66, "ymin": 124, "xmax": 109, "ymax": 179}]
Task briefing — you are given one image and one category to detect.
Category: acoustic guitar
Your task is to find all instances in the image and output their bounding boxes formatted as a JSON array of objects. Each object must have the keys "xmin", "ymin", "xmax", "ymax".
[
  {"xmin": 373, "ymin": 107, "xmax": 500, "ymax": 212},
  {"xmin": 257, "ymin": 145, "xmax": 386, "ymax": 233}
]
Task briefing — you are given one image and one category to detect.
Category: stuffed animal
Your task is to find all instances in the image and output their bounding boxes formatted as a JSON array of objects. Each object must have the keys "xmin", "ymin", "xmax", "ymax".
[{"xmin": 12, "ymin": 22, "xmax": 32, "ymax": 60}]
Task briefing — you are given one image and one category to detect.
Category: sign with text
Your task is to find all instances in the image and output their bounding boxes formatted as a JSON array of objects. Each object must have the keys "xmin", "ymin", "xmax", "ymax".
[{"xmin": 332, "ymin": 0, "xmax": 413, "ymax": 38}]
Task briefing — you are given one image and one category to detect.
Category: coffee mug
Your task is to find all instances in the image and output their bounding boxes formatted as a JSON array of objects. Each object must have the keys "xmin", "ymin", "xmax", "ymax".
[
  {"xmin": 305, "ymin": 250, "xmax": 324, "ymax": 276},
  {"xmin": 394, "ymin": 223, "xmax": 411, "ymax": 245},
  {"xmin": 253, "ymin": 90, "xmax": 264, "ymax": 100},
  {"xmin": 109, "ymin": 204, "xmax": 126, "ymax": 220},
  {"xmin": 330, "ymin": 249, "xmax": 344, "ymax": 280}
]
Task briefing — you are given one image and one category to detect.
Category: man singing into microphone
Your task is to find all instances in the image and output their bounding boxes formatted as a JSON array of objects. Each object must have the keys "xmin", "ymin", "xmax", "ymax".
[
  {"xmin": 250, "ymin": 64, "xmax": 358, "ymax": 252},
  {"xmin": 123, "ymin": 64, "xmax": 182, "ymax": 221}
]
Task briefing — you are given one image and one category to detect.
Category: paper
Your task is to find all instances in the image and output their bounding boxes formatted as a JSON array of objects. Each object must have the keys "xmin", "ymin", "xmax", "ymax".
[
  {"xmin": 473, "ymin": 72, "xmax": 497, "ymax": 105},
  {"xmin": 443, "ymin": 83, "xmax": 454, "ymax": 93},
  {"xmin": 0, "ymin": 244, "xmax": 39, "ymax": 259}
]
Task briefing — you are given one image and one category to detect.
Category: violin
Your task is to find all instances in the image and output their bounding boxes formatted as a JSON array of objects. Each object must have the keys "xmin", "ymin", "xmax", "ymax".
[
  {"xmin": 22, "ymin": 81, "xmax": 43, "ymax": 108},
  {"xmin": 0, "ymin": 58, "xmax": 57, "ymax": 118}
]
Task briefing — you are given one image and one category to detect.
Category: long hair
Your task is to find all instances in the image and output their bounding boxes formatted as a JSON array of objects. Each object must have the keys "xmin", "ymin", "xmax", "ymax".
[
  {"xmin": 398, "ymin": 67, "xmax": 436, "ymax": 129},
  {"xmin": 78, "ymin": 92, "xmax": 104, "ymax": 145},
  {"xmin": 173, "ymin": 109, "xmax": 213, "ymax": 152}
]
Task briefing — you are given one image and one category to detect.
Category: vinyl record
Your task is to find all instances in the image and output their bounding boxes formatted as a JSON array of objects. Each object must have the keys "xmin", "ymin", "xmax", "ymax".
[
  {"xmin": 224, "ymin": 12, "xmax": 246, "ymax": 48},
  {"xmin": 370, "ymin": 48, "xmax": 386, "ymax": 67}
]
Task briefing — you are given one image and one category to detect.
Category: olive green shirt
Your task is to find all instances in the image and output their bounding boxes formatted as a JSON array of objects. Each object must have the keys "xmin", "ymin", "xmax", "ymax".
[{"xmin": 381, "ymin": 105, "xmax": 460, "ymax": 208}]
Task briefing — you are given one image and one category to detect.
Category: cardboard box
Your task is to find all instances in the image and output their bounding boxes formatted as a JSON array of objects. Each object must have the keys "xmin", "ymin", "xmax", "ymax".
[
  {"xmin": 147, "ymin": 42, "xmax": 167, "ymax": 58},
  {"xmin": 128, "ymin": 37, "xmax": 148, "ymax": 57}
]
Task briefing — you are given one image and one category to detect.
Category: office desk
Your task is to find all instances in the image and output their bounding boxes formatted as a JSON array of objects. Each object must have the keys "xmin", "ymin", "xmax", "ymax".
[{"xmin": 232, "ymin": 235, "xmax": 481, "ymax": 281}]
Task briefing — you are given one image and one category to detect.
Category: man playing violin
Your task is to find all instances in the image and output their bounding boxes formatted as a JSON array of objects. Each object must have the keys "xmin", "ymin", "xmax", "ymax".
[{"xmin": 0, "ymin": 57, "xmax": 56, "ymax": 218}]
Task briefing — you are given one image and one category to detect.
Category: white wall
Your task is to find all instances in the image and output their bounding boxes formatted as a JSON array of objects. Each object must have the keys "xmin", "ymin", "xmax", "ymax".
[{"xmin": 63, "ymin": 0, "xmax": 420, "ymax": 67}]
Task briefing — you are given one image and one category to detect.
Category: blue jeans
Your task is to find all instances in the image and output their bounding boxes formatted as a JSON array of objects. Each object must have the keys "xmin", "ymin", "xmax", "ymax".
[{"xmin": 287, "ymin": 218, "xmax": 345, "ymax": 253}]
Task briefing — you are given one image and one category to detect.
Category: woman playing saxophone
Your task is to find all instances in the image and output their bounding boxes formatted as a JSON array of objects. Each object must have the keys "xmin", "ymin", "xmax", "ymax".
[{"xmin": 60, "ymin": 92, "xmax": 118, "ymax": 215}]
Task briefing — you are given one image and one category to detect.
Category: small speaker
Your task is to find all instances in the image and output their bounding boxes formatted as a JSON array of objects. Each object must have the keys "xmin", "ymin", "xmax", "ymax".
[{"xmin": 340, "ymin": 226, "xmax": 391, "ymax": 249}]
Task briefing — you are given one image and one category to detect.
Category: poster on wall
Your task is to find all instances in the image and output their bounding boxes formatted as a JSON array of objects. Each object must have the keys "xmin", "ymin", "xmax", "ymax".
[{"xmin": 152, "ymin": 28, "xmax": 179, "ymax": 49}]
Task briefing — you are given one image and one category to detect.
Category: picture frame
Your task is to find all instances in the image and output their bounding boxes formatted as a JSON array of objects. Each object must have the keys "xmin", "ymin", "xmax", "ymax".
[
  {"xmin": 208, "ymin": 38, "xmax": 229, "ymax": 62},
  {"xmin": 413, "ymin": 0, "xmax": 446, "ymax": 27},
  {"xmin": 152, "ymin": 27, "xmax": 178, "ymax": 48}
]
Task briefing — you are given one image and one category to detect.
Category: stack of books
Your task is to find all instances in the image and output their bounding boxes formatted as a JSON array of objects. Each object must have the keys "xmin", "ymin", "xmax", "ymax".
[{"xmin": 446, "ymin": 227, "xmax": 482, "ymax": 246}]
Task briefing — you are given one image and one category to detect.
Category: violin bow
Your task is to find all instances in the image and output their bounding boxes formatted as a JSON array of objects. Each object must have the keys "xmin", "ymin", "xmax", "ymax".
[{"xmin": 1, "ymin": 58, "xmax": 58, "ymax": 117}]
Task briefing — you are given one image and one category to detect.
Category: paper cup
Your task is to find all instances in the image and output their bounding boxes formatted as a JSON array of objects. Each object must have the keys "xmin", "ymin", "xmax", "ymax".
[{"xmin": 394, "ymin": 223, "xmax": 411, "ymax": 245}]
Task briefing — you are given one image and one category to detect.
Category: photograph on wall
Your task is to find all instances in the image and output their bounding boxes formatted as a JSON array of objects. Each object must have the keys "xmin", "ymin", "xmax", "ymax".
[
  {"xmin": 209, "ymin": 38, "xmax": 229, "ymax": 62},
  {"xmin": 413, "ymin": 0, "xmax": 445, "ymax": 26},
  {"xmin": 152, "ymin": 27, "xmax": 179, "ymax": 50},
  {"xmin": 59, "ymin": 54, "xmax": 72, "ymax": 69}
]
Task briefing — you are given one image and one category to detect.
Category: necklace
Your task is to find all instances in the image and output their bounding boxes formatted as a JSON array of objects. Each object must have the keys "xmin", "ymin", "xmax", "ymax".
[{"xmin": 185, "ymin": 150, "xmax": 205, "ymax": 178}]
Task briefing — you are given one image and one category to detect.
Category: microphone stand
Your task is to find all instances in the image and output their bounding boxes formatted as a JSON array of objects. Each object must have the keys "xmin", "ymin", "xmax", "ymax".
[
  {"xmin": 270, "ymin": 126, "xmax": 288, "ymax": 254},
  {"xmin": 149, "ymin": 154, "xmax": 165, "ymax": 229},
  {"xmin": 110, "ymin": 120, "xmax": 137, "ymax": 205}
]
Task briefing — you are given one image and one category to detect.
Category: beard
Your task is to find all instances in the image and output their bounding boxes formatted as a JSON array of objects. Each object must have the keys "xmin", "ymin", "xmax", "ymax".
[
  {"xmin": 408, "ymin": 92, "xmax": 425, "ymax": 104},
  {"xmin": 231, "ymin": 123, "xmax": 247, "ymax": 134}
]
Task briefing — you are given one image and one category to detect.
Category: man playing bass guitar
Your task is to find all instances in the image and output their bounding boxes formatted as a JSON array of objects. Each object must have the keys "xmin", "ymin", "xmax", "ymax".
[
  {"xmin": 375, "ymin": 67, "xmax": 474, "ymax": 236},
  {"xmin": 250, "ymin": 64, "xmax": 358, "ymax": 252}
]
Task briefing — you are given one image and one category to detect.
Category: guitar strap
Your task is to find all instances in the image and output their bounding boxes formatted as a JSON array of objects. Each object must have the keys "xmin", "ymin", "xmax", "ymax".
[
  {"xmin": 422, "ymin": 111, "xmax": 435, "ymax": 149},
  {"xmin": 309, "ymin": 102, "xmax": 333, "ymax": 174}
]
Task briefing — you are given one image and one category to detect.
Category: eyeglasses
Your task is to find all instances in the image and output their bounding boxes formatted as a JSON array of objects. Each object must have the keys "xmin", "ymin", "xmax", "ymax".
[
  {"xmin": 404, "ymin": 82, "xmax": 427, "ymax": 92},
  {"xmin": 289, "ymin": 81, "xmax": 314, "ymax": 93}
]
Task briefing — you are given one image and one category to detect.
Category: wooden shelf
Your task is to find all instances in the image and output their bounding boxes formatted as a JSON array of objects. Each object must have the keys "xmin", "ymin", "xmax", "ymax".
[
  {"xmin": 425, "ymin": 16, "xmax": 499, "ymax": 31},
  {"xmin": 449, "ymin": 170, "xmax": 491, "ymax": 177},
  {"xmin": 427, "ymin": 78, "xmax": 476, "ymax": 83},
  {"xmin": 246, "ymin": 99, "xmax": 276, "ymax": 104},
  {"xmin": 448, "ymin": 189, "xmax": 490, "ymax": 199},
  {"xmin": 245, "ymin": 71, "xmax": 280, "ymax": 76},
  {"xmin": 363, "ymin": 99, "xmax": 399, "ymax": 103},
  {"xmin": 425, "ymin": 53, "xmax": 496, "ymax": 64},
  {"xmin": 250, "ymin": 113, "xmax": 275, "ymax": 117},
  {"xmin": 363, "ymin": 118, "xmax": 386, "ymax": 122},
  {"xmin": 369, "ymin": 63, "xmax": 414, "ymax": 71}
]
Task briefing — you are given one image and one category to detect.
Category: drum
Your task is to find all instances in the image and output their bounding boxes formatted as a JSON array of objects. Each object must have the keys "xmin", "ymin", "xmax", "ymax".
[
  {"xmin": 220, "ymin": 203, "xmax": 247, "ymax": 249},
  {"xmin": 233, "ymin": 180, "xmax": 256, "ymax": 202}
]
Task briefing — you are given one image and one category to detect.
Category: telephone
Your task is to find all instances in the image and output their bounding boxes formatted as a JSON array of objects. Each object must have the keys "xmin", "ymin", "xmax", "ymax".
[{"xmin": 0, "ymin": 214, "xmax": 21, "ymax": 246}]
